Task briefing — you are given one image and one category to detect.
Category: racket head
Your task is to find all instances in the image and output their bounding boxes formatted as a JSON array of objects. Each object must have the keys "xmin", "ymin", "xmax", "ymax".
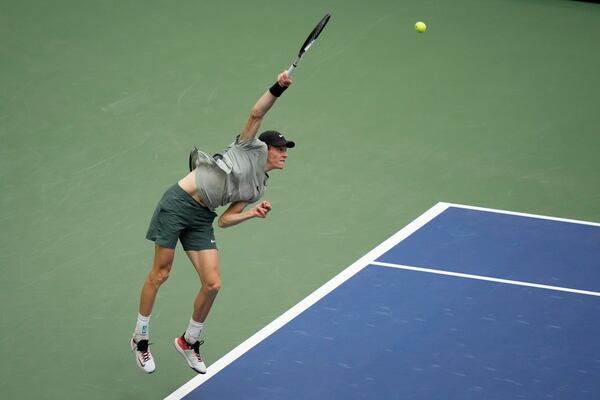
[{"xmin": 297, "ymin": 13, "xmax": 331, "ymax": 56}]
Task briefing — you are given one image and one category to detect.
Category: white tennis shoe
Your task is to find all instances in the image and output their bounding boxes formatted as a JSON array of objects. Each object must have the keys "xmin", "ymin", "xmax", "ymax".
[
  {"xmin": 174, "ymin": 335, "xmax": 207, "ymax": 374},
  {"xmin": 130, "ymin": 338, "xmax": 156, "ymax": 374}
]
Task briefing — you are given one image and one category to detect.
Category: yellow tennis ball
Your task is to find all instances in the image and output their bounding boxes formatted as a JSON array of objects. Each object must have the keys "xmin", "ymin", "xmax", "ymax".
[{"xmin": 415, "ymin": 21, "xmax": 427, "ymax": 33}]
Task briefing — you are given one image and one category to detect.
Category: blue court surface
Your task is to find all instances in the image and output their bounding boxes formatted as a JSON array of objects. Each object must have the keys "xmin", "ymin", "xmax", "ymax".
[{"xmin": 166, "ymin": 203, "xmax": 600, "ymax": 400}]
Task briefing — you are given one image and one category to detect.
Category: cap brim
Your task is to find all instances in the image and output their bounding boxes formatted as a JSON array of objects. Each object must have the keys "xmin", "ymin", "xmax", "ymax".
[{"xmin": 285, "ymin": 141, "xmax": 295, "ymax": 148}]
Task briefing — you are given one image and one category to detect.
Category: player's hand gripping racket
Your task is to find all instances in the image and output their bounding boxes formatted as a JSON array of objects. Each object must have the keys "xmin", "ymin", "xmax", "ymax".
[{"xmin": 287, "ymin": 13, "xmax": 331, "ymax": 76}]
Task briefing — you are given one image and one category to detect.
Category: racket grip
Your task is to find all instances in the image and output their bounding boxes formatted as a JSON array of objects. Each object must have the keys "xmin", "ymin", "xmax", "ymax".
[{"xmin": 287, "ymin": 64, "xmax": 297, "ymax": 77}]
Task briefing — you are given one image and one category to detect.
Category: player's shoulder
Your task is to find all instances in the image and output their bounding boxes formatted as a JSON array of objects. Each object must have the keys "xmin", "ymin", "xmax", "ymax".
[{"xmin": 234, "ymin": 135, "xmax": 266, "ymax": 151}]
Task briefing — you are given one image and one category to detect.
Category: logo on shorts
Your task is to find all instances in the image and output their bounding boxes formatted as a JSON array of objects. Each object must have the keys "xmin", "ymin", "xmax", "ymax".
[{"xmin": 210, "ymin": 240, "xmax": 216, "ymax": 243}]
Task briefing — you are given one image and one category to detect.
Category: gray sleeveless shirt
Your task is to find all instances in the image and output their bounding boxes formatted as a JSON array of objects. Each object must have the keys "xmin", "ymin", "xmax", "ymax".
[{"xmin": 194, "ymin": 137, "xmax": 269, "ymax": 211}]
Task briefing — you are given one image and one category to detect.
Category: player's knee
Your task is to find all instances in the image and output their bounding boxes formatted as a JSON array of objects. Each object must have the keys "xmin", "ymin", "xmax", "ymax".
[
  {"xmin": 203, "ymin": 279, "xmax": 221, "ymax": 294},
  {"xmin": 149, "ymin": 266, "xmax": 171, "ymax": 287}
]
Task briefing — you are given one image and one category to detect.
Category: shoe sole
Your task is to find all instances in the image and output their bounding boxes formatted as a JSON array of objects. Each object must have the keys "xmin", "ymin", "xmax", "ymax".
[{"xmin": 173, "ymin": 338, "xmax": 207, "ymax": 374}]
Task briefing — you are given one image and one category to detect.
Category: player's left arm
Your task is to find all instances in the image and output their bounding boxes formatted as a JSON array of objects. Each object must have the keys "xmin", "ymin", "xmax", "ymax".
[
  {"xmin": 218, "ymin": 200, "xmax": 272, "ymax": 228},
  {"xmin": 239, "ymin": 72, "xmax": 293, "ymax": 141}
]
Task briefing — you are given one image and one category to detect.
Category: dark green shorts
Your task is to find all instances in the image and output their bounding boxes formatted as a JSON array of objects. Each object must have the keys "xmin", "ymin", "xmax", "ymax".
[{"xmin": 146, "ymin": 184, "xmax": 218, "ymax": 251}]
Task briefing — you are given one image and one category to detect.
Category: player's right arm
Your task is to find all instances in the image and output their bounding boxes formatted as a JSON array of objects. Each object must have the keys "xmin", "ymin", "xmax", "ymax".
[{"xmin": 239, "ymin": 72, "xmax": 292, "ymax": 141}]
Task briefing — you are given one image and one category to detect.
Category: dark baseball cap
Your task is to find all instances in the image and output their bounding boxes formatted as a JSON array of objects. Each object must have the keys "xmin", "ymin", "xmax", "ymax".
[{"xmin": 258, "ymin": 130, "xmax": 295, "ymax": 148}]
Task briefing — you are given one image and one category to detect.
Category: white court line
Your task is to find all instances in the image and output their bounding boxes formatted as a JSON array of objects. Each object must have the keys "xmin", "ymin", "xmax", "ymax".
[
  {"xmin": 371, "ymin": 261, "xmax": 600, "ymax": 297},
  {"xmin": 165, "ymin": 202, "xmax": 600, "ymax": 399},
  {"xmin": 164, "ymin": 202, "xmax": 450, "ymax": 400},
  {"xmin": 441, "ymin": 202, "xmax": 600, "ymax": 227}
]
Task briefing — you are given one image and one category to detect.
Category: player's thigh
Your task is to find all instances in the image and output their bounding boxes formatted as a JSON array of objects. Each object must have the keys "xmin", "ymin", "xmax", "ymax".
[
  {"xmin": 152, "ymin": 244, "xmax": 176, "ymax": 271},
  {"xmin": 186, "ymin": 249, "xmax": 221, "ymax": 287}
]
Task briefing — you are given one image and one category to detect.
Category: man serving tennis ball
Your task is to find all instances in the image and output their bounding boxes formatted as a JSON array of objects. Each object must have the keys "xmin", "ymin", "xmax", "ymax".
[{"xmin": 130, "ymin": 71, "xmax": 295, "ymax": 374}]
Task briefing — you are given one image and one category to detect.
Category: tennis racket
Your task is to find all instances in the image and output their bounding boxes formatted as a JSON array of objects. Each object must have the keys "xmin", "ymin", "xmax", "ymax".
[{"xmin": 287, "ymin": 13, "xmax": 331, "ymax": 76}]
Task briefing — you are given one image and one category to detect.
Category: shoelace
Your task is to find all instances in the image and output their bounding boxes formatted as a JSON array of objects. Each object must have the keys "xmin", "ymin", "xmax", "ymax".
[
  {"xmin": 191, "ymin": 340, "xmax": 205, "ymax": 361},
  {"xmin": 135, "ymin": 340, "xmax": 152, "ymax": 362}
]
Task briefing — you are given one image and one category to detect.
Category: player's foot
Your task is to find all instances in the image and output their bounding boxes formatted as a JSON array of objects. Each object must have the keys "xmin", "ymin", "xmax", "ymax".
[
  {"xmin": 174, "ymin": 335, "xmax": 207, "ymax": 374},
  {"xmin": 130, "ymin": 338, "xmax": 156, "ymax": 373}
]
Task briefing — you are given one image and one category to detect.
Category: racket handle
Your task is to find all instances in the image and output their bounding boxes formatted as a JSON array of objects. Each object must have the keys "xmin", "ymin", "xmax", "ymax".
[{"xmin": 287, "ymin": 63, "xmax": 297, "ymax": 77}]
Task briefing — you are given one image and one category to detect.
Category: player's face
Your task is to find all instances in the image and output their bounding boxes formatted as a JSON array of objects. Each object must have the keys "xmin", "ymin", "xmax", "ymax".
[{"xmin": 266, "ymin": 146, "xmax": 288, "ymax": 171}]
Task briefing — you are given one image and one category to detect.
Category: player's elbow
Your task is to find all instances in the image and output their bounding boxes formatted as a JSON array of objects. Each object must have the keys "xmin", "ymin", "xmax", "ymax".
[
  {"xmin": 250, "ymin": 106, "xmax": 266, "ymax": 120},
  {"xmin": 217, "ymin": 216, "xmax": 229, "ymax": 228}
]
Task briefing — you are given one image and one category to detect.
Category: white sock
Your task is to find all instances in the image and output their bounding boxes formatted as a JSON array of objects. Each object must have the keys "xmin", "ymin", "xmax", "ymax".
[
  {"xmin": 133, "ymin": 313, "xmax": 150, "ymax": 341},
  {"xmin": 184, "ymin": 319, "xmax": 203, "ymax": 344}
]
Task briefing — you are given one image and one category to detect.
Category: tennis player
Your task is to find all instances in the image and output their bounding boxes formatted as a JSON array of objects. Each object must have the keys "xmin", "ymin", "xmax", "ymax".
[{"xmin": 130, "ymin": 71, "xmax": 295, "ymax": 374}]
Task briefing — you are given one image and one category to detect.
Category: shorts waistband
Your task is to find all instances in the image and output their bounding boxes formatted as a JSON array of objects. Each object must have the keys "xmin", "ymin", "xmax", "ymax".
[{"xmin": 171, "ymin": 183, "xmax": 209, "ymax": 210}]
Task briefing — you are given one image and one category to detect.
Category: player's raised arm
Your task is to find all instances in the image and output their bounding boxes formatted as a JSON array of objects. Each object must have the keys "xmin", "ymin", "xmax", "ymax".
[{"xmin": 239, "ymin": 71, "xmax": 292, "ymax": 141}]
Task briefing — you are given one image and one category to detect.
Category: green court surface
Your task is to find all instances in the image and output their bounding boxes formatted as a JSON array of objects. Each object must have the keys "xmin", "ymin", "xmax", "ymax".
[{"xmin": 1, "ymin": 0, "xmax": 599, "ymax": 398}]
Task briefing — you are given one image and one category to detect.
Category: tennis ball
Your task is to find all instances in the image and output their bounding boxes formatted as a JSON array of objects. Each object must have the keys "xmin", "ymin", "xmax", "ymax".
[{"xmin": 415, "ymin": 21, "xmax": 427, "ymax": 33}]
